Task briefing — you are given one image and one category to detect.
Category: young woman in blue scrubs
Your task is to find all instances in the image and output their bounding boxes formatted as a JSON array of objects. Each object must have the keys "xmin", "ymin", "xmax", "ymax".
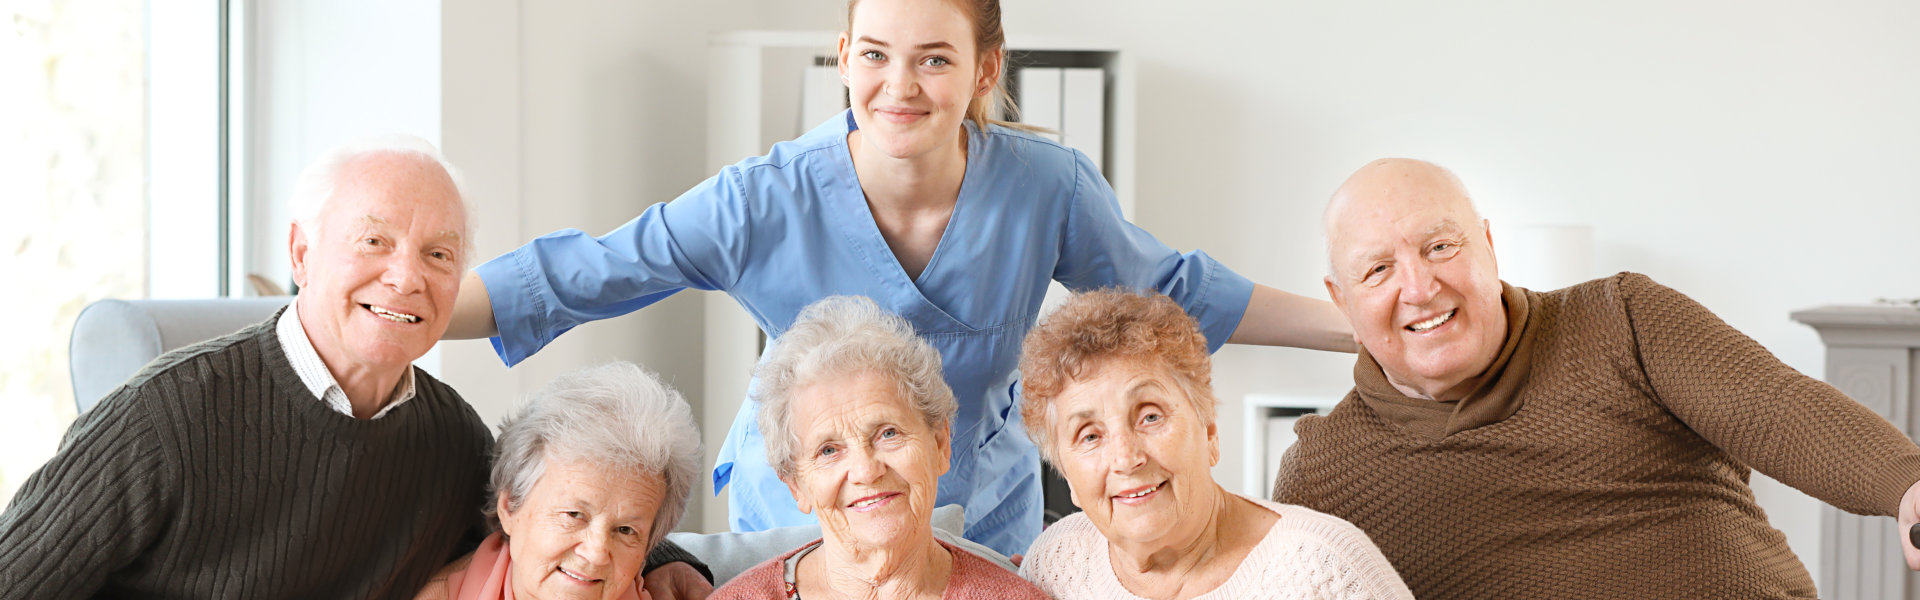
[{"xmin": 444, "ymin": 0, "xmax": 1353, "ymax": 557}]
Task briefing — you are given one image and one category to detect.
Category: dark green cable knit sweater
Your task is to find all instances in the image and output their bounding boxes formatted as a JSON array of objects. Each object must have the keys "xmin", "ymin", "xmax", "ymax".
[{"xmin": 0, "ymin": 313, "xmax": 495, "ymax": 598}]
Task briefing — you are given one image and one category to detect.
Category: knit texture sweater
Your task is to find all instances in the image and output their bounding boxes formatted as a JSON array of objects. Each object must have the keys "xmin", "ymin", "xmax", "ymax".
[
  {"xmin": 711, "ymin": 538, "xmax": 1047, "ymax": 599},
  {"xmin": 0, "ymin": 311, "xmax": 495, "ymax": 599},
  {"xmin": 1271, "ymin": 272, "xmax": 1920, "ymax": 599},
  {"xmin": 1021, "ymin": 497, "xmax": 1414, "ymax": 600}
]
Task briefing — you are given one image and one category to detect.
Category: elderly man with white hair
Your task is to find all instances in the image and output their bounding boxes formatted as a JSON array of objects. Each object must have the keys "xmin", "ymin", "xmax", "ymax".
[
  {"xmin": 1271, "ymin": 157, "xmax": 1920, "ymax": 599},
  {"xmin": 0, "ymin": 135, "xmax": 707, "ymax": 598}
]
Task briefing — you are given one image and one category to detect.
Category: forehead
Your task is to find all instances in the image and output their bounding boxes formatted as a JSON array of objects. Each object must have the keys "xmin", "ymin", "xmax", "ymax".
[
  {"xmin": 849, "ymin": 0, "xmax": 975, "ymax": 48},
  {"xmin": 1327, "ymin": 189, "xmax": 1476, "ymax": 265},
  {"xmin": 791, "ymin": 371, "xmax": 921, "ymax": 438},
  {"xmin": 324, "ymin": 154, "xmax": 466, "ymax": 230},
  {"xmin": 525, "ymin": 459, "xmax": 664, "ymax": 513},
  {"xmin": 1052, "ymin": 357, "xmax": 1188, "ymax": 419}
]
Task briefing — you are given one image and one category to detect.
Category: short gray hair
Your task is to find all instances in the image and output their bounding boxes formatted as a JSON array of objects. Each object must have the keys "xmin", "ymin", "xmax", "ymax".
[
  {"xmin": 754, "ymin": 296, "xmax": 956, "ymax": 478},
  {"xmin": 487, "ymin": 362, "xmax": 702, "ymax": 551},
  {"xmin": 289, "ymin": 133, "xmax": 476, "ymax": 260}
]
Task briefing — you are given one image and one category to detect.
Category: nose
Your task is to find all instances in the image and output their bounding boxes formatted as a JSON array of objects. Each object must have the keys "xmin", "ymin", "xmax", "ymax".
[
  {"xmin": 847, "ymin": 446, "xmax": 885, "ymax": 485},
  {"xmin": 380, "ymin": 252, "xmax": 428, "ymax": 295},
  {"xmin": 1395, "ymin": 259, "xmax": 1440, "ymax": 306},
  {"xmin": 1106, "ymin": 428, "xmax": 1147, "ymax": 474},
  {"xmin": 883, "ymin": 62, "xmax": 919, "ymax": 100},
  {"xmin": 574, "ymin": 528, "xmax": 612, "ymax": 567}
]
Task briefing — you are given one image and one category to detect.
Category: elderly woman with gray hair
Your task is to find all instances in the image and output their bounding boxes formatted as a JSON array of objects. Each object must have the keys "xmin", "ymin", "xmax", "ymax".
[
  {"xmin": 710, "ymin": 296, "xmax": 1046, "ymax": 599},
  {"xmin": 415, "ymin": 362, "xmax": 707, "ymax": 600}
]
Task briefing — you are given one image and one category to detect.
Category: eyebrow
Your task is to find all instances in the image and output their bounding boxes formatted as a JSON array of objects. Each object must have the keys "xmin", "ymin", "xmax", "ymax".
[
  {"xmin": 854, "ymin": 35, "xmax": 956, "ymax": 51},
  {"xmin": 1342, "ymin": 218, "xmax": 1467, "ymax": 270},
  {"xmin": 1061, "ymin": 381, "xmax": 1163, "ymax": 426}
]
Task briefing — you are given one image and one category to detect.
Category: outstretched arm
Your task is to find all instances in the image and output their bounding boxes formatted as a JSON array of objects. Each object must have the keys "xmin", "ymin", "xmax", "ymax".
[
  {"xmin": 1226, "ymin": 284, "xmax": 1357, "ymax": 352},
  {"xmin": 443, "ymin": 271, "xmax": 498, "ymax": 340}
]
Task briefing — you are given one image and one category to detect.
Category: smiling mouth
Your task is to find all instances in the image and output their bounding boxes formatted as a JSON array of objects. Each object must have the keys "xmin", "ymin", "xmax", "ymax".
[
  {"xmin": 849, "ymin": 492, "xmax": 899, "ymax": 509},
  {"xmin": 557, "ymin": 566, "xmax": 602, "ymax": 585},
  {"xmin": 1114, "ymin": 482, "xmax": 1163, "ymax": 500},
  {"xmin": 1406, "ymin": 309, "xmax": 1455, "ymax": 333},
  {"xmin": 362, "ymin": 304, "xmax": 421, "ymax": 323}
]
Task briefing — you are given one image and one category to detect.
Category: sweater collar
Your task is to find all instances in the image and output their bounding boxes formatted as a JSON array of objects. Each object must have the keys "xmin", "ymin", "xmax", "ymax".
[{"xmin": 1351, "ymin": 281, "xmax": 1538, "ymax": 440}]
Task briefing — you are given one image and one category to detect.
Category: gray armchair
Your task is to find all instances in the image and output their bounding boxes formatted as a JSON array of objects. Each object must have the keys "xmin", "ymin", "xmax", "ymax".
[{"xmin": 68, "ymin": 297, "xmax": 293, "ymax": 414}]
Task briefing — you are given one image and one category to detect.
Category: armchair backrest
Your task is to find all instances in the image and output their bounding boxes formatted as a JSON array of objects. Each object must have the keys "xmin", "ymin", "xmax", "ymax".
[{"xmin": 68, "ymin": 297, "xmax": 293, "ymax": 414}]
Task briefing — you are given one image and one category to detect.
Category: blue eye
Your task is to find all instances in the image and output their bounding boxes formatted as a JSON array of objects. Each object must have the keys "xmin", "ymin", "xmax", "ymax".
[
  {"xmin": 880, "ymin": 428, "xmax": 898, "ymax": 439},
  {"xmin": 924, "ymin": 56, "xmax": 949, "ymax": 67},
  {"xmin": 819, "ymin": 446, "xmax": 838, "ymax": 457},
  {"xmin": 862, "ymin": 50, "xmax": 884, "ymax": 62}
]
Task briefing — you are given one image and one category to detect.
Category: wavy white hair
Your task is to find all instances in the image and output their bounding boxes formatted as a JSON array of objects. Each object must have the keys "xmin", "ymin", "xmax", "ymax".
[
  {"xmin": 754, "ymin": 295, "xmax": 957, "ymax": 478},
  {"xmin": 288, "ymin": 133, "xmax": 476, "ymax": 260},
  {"xmin": 487, "ymin": 362, "xmax": 703, "ymax": 551}
]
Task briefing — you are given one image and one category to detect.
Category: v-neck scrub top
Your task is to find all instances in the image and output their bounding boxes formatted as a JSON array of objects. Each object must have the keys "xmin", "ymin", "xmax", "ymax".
[{"xmin": 475, "ymin": 110, "xmax": 1254, "ymax": 555}]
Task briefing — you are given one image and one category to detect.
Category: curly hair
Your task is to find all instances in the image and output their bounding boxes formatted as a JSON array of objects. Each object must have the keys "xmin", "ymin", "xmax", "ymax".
[
  {"xmin": 1018, "ymin": 289, "xmax": 1215, "ymax": 465},
  {"xmin": 754, "ymin": 295, "xmax": 957, "ymax": 478}
]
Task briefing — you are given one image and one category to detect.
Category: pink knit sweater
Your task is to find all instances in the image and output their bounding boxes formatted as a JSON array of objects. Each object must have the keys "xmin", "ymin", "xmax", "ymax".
[
  {"xmin": 1021, "ymin": 497, "xmax": 1412, "ymax": 600},
  {"xmin": 711, "ymin": 538, "xmax": 1047, "ymax": 599}
]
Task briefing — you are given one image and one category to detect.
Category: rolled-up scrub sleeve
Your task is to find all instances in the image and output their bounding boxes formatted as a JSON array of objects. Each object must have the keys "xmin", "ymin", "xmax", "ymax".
[{"xmin": 477, "ymin": 167, "xmax": 752, "ymax": 366}]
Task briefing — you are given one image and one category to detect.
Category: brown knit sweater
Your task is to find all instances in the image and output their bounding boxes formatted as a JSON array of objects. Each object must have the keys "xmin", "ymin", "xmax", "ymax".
[{"xmin": 1272, "ymin": 272, "xmax": 1920, "ymax": 599}]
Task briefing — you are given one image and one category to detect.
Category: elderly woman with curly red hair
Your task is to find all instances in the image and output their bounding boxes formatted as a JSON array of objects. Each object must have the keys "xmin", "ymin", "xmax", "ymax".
[{"xmin": 1016, "ymin": 290, "xmax": 1412, "ymax": 600}]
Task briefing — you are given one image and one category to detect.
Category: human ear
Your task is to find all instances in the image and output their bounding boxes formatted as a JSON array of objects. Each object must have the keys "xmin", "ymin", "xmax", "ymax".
[
  {"xmin": 1481, "ymin": 218, "xmax": 1497, "ymax": 265},
  {"xmin": 782, "ymin": 474, "xmax": 813, "ymax": 515},
  {"xmin": 495, "ymin": 490, "xmax": 521, "ymax": 537},
  {"xmin": 976, "ymin": 47, "xmax": 1004, "ymax": 96},
  {"xmin": 837, "ymin": 32, "xmax": 852, "ymax": 85},
  {"xmin": 289, "ymin": 223, "xmax": 312, "ymax": 288},
  {"xmin": 932, "ymin": 423, "xmax": 952, "ymax": 478},
  {"xmin": 1206, "ymin": 419, "xmax": 1220, "ymax": 466}
]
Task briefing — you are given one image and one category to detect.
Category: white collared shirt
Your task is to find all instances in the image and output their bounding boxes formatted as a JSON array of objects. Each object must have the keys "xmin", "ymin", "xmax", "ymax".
[{"xmin": 276, "ymin": 299, "xmax": 416, "ymax": 420}]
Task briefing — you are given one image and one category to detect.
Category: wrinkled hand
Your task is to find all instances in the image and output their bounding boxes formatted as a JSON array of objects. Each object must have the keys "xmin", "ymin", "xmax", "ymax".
[
  {"xmin": 643, "ymin": 561, "xmax": 714, "ymax": 600},
  {"xmin": 1900, "ymin": 479, "xmax": 1920, "ymax": 570}
]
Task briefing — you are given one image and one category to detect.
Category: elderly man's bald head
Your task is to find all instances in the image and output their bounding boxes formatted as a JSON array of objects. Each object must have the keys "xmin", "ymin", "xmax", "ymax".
[
  {"xmin": 1323, "ymin": 158, "xmax": 1482, "ymax": 272},
  {"xmin": 1320, "ymin": 158, "xmax": 1506, "ymax": 401}
]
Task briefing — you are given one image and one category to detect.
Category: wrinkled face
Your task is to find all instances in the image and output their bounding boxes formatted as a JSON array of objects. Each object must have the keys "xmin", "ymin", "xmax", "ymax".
[
  {"xmin": 1324, "ymin": 165, "xmax": 1505, "ymax": 399},
  {"xmin": 290, "ymin": 153, "xmax": 465, "ymax": 379},
  {"xmin": 838, "ymin": 0, "xmax": 995, "ymax": 160},
  {"xmin": 782, "ymin": 370, "xmax": 950, "ymax": 552},
  {"xmin": 1049, "ymin": 356, "xmax": 1219, "ymax": 551},
  {"xmin": 498, "ymin": 460, "xmax": 665, "ymax": 600}
]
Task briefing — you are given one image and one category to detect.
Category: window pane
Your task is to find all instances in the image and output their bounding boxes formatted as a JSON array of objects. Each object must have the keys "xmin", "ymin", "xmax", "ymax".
[{"xmin": 0, "ymin": 0, "xmax": 148, "ymax": 507}]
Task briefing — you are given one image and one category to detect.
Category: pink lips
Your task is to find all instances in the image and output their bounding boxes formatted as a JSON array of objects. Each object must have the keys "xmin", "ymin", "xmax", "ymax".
[
  {"xmin": 556, "ymin": 566, "xmax": 603, "ymax": 586},
  {"xmin": 847, "ymin": 492, "xmax": 901, "ymax": 512},
  {"xmin": 1111, "ymin": 482, "xmax": 1164, "ymax": 506},
  {"xmin": 872, "ymin": 107, "xmax": 928, "ymax": 124}
]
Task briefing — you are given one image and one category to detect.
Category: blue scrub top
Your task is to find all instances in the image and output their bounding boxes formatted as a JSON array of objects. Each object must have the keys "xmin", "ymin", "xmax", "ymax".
[{"xmin": 476, "ymin": 110, "xmax": 1253, "ymax": 555}]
